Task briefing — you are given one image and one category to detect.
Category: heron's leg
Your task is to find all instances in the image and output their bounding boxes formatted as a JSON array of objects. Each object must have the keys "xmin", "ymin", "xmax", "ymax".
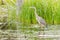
[
  {"xmin": 39, "ymin": 25, "xmax": 43, "ymax": 35},
  {"xmin": 39, "ymin": 24, "xmax": 45, "ymax": 35},
  {"xmin": 40, "ymin": 25, "xmax": 45, "ymax": 35}
]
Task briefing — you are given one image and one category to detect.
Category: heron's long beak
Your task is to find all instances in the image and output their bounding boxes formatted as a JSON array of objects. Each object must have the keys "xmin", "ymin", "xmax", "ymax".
[
  {"xmin": 29, "ymin": 7, "xmax": 36, "ymax": 9},
  {"xmin": 29, "ymin": 7, "xmax": 33, "ymax": 8}
]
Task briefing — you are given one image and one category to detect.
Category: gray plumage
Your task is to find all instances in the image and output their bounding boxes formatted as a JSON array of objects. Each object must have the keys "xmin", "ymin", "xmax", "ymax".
[{"xmin": 29, "ymin": 7, "xmax": 46, "ymax": 27}]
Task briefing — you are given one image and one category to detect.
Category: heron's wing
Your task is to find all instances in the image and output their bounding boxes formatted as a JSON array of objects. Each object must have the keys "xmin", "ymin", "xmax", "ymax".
[
  {"xmin": 37, "ymin": 17, "xmax": 46, "ymax": 25},
  {"xmin": 40, "ymin": 20, "xmax": 46, "ymax": 25}
]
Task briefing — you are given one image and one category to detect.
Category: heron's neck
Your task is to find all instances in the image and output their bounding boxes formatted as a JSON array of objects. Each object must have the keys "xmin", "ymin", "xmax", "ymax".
[
  {"xmin": 33, "ymin": 8, "xmax": 38, "ymax": 17},
  {"xmin": 34, "ymin": 10, "xmax": 38, "ymax": 17}
]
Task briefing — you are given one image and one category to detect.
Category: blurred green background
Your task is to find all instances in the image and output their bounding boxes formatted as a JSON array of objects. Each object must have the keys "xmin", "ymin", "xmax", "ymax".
[{"xmin": 0, "ymin": 0, "xmax": 60, "ymax": 29}]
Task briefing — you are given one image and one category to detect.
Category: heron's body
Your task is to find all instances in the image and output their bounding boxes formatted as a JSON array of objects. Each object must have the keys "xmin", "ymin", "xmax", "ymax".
[
  {"xmin": 35, "ymin": 13, "xmax": 46, "ymax": 31},
  {"xmin": 36, "ymin": 15, "xmax": 46, "ymax": 26},
  {"xmin": 29, "ymin": 7, "xmax": 47, "ymax": 35},
  {"xmin": 30, "ymin": 7, "xmax": 46, "ymax": 27}
]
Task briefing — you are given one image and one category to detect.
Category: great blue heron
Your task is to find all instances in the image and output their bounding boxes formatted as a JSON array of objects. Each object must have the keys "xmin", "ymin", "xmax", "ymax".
[{"xmin": 29, "ymin": 7, "xmax": 47, "ymax": 31}]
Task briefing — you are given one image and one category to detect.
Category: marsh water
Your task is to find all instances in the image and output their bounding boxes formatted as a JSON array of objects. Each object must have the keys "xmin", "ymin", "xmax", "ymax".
[{"xmin": 0, "ymin": 25, "xmax": 60, "ymax": 40}]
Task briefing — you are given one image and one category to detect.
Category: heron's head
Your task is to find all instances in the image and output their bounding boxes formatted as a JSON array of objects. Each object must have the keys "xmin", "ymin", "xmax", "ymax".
[
  {"xmin": 29, "ymin": 6, "xmax": 36, "ymax": 13},
  {"xmin": 29, "ymin": 6, "xmax": 35, "ymax": 8}
]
